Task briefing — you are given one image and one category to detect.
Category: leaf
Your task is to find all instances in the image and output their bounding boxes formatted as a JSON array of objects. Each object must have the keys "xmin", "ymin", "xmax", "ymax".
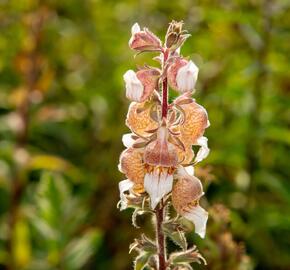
[
  {"xmin": 12, "ymin": 218, "xmax": 31, "ymax": 268},
  {"xmin": 134, "ymin": 252, "xmax": 151, "ymax": 270},
  {"xmin": 163, "ymin": 220, "xmax": 187, "ymax": 250},
  {"xmin": 28, "ymin": 154, "xmax": 82, "ymax": 182},
  {"xmin": 129, "ymin": 234, "xmax": 157, "ymax": 254},
  {"xmin": 169, "ymin": 246, "xmax": 206, "ymax": 266},
  {"xmin": 63, "ymin": 229, "xmax": 102, "ymax": 270},
  {"xmin": 168, "ymin": 231, "xmax": 188, "ymax": 251}
]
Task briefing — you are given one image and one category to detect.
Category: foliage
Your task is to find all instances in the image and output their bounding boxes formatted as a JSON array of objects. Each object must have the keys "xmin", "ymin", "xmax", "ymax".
[{"xmin": 0, "ymin": 0, "xmax": 289, "ymax": 269}]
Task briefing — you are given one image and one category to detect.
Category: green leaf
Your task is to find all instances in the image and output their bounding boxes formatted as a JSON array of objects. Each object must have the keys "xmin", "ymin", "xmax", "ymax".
[
  {"xmin": 63, "ymin": 229, "xmax": 102, "ymax": 270},
  {"xmin": 168, "ymin": 230, "xmax": 188, "ymax": 251},
  {"xmin": 134, "ymin": 252, "xmax": 151, "ymax": 270}
]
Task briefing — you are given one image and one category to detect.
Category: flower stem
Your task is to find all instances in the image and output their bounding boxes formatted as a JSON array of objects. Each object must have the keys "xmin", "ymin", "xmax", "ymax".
[
  {"xmin": 161, "ymin": 49, "xmax": 169, "ymax": 118},
  {"xmin": 155, "ymin": 48, "xmax": 170, "ymax": 270},
  {"xmin": 156, "ymin": 201, "xmax": 166, "ymax": 270}
]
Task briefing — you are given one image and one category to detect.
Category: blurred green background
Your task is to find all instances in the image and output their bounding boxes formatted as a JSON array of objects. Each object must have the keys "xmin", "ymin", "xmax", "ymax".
[{"xmin": 0, "ymin": 0, "xmax": 289, "ymax": 269}]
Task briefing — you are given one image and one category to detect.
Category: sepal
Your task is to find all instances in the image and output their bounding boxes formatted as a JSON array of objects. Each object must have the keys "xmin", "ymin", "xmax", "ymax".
[{"xmin": 169, "ymin": 246, "xmax": 206, "ymax": 266}]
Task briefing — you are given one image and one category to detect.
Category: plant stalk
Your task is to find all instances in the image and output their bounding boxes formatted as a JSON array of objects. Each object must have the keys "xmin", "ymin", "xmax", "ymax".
[
  {"xmin": 155, "ymin": 48, "xmax": 170, "ymax": 270},
  {"xmin": 156, "ymin": 201, "xmax": 166, "ymax": 270}
]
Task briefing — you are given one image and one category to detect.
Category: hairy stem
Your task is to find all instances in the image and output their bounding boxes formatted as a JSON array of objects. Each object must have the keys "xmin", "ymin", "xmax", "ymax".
[
  {"xmin": 156, "ymin": 201, "xmax": 166, "ymax": 270},
  {"xmin": 155, "ymin": 48, "xmax": 170, "ymax": 270},
  {"xmin": 161, "ymin": 49, "xmax": 169, "ymax": 118}
]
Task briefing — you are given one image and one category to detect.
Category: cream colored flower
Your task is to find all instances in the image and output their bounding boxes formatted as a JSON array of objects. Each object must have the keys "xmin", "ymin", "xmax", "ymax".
[{"xmin": 172, "ymin": 166, "xmax": 208, "ymax": 238}]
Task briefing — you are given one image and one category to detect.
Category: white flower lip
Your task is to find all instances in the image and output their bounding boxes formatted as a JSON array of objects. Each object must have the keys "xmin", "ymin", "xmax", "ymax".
[
  {"xmin": 144, "ymin": 171, "xmax": 173, "ymax": 209},
  {"xmin": 122, "ymin": 133, "xmax": 135, "ymax": 148},
  {"xmin": 131, "ymin": 23, "xmax": 141, "ymax": 35},
  {"xmin": 118, "ymin": 179, "xmax": 134, "ymax": 211},
  {"xmin": 184, "ymin": 205, "xmax": 208, "ymax": 238},
  {"xmin": 176, "ymin": 60, "xmax": 199, "ymax": 93},
  {"xmin": 194, "ymin": 136, "xmax": 210, "ymax": 163},
  {"xmin": 123, "ymin": 70, "xmax": 144, "ymax": 102}
]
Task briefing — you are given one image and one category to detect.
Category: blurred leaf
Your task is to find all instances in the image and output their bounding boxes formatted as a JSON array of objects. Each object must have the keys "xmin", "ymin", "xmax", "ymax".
[{"xmin": 63, "ymin": 229, "xmax": 102, "ymax": 270}]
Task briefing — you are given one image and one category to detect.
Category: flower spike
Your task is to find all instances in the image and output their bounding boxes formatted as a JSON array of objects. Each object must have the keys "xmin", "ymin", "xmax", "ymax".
[{"xmin": 119, "ymin": 21, "xmax": 210, "ymax": 268}]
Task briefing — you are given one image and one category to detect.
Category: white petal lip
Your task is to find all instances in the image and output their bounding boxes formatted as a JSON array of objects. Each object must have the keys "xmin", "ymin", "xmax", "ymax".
[
  {"xmin": 184, "ymin": 205, "xmax": 208, "ymax": 238},
  {"xmin": 122, "ymin": 133, "xmax": 135, "ymax": 148},
  {"xmin": 144, "ymin": 172, "xmax": 173, "ymax": 209},
  {"xmin": 176, "ymin": 60, "xmax": 199, "ymax": 93},
  {"xmin": 123, "ymin": 70, "xmax": 144, "ymax": 102},
  {"xmin": 118, "ymin": 179, "xmax": 134, "ymax": 211},
  {"xmin": 131, "ymin": 23, "xmax": 140, "ymax": 35},
  {"xmin": 194, "ymin": 136, "xmax": 210, "ymax": 163}
]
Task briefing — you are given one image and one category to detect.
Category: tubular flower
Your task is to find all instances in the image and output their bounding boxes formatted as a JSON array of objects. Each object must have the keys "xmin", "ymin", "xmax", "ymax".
[
  {"xmin": 124, "ymin": 68, "xmax": 161, "ymax": 102},
  {"xmin": 119, "ymin": 147, "xmax": 145, "ymax": 193},
  {"xmin": 129, "ymin": 23, "xmax": 162, "ymax": 51},
  {"xmin": 176, "ymin": 97, "xmax": 209, "ymax": 146},
  {"xmin": 126, "ymin": 101, "xmax": 159, "ymax": 137},
  {"xmin": 144, "ymin": 126, "xmax": 178, "ymax": 208},
  {"xmin": 167, "ymin": 58, "xmax": 199, "ymax": 93},
  {"xmin": 172, "ymin": 167, "xmax": 208, "ymax": 238}
]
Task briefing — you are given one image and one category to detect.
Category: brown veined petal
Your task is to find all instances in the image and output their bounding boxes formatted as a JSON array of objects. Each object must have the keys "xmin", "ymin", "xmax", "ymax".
[
  {"xmin": 126, "ymin": 102, "xmax": 159, "ymax": 137},
  {"xmin": 172, "ymin": 167, "xmax": 204, "ymax": 215},
  {"xmin": 178, "ymin": 101, "xmax": 209, "ymax": 146},
  {"xmin": 172, "ymin": 166, "xmax": 208, "ymax": 238},
  {"xmin": 119, "ymin": 148, "xmax": 145, "ymax": 193},
  {"xmin": 144, "ymin": 127, "xmax": 178, "ymax": 168}
]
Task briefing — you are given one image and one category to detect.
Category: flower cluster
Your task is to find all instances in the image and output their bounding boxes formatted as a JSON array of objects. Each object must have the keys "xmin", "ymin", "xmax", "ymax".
[{"xmin": 118, "ymin": 21, "xmax": 210, "ymax": 269}]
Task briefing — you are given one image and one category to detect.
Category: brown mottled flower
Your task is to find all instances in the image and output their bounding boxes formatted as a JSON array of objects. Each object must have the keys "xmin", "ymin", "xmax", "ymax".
[
  {"xmin": 143, "ymin": 125, "xmax": 178, "ymax": 208},
  {"xmin": 177, "ymin": 98, "xmax": 209, "ymax": 145},
  {"xmin": 172, "ymin": 166, "xmax": 208, "ymax": 238},
  {"xmin": 119, "ymin": 147, "xmax": 145, "ymax": 193},
  {"xmin": 126, "ymin": 101, "xmax": 159, "ymax": 137}
]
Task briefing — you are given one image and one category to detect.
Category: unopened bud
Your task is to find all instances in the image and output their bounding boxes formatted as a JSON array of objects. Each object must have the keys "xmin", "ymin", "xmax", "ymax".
[
  {"xmin": 124, "ymin": 68, "xmax": 160, "ymax": 102},
  {"xmin": 129, "ymin": 23, "xmax": 162, "ymax": 52},
  {"xmin": 167, "ymin": 58, "xmax": 199, "ymax": 93}
]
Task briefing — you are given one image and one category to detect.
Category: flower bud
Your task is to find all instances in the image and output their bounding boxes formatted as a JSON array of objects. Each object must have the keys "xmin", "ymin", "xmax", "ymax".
[
  {"xmin": 124, "ymin": 68, "xmax": 160, "ymax": 102},
  {"xmin": 129, "ymin": 23, "xmax": 162, "ymax": 51},
  {"xmin": 167, "ymin": 59, "xmax": 198, "ymax": 93},
  {"xmin": 165, "ymin": 20, "xmax": 184, "ymax": 49}
]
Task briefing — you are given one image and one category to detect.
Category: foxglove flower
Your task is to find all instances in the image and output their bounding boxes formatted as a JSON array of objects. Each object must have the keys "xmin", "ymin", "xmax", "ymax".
[
  {"xmin": 119, "ymin": 147, "xmax": 145, "ymax": 193},
  {"xmin": 126, "ymin": 101, "xmax": 159, "ymax": 136},
  {"xmin": 172, "ymin": 167, "xmax": 208, "ymax": 238},
  {"xmin": 144, "ymin": 125, "xmax": 178, "ymax": 208},
  {"xmin": 129, "ymin": 23, "xmax": 162, "ymax": 52},
  {"xmin": 168, "ymin": 58, "xmax": 199, "ymax": 93},
  {"xmin": 174, "ymin": 94, "xmax": 209, "ymax": 146}
]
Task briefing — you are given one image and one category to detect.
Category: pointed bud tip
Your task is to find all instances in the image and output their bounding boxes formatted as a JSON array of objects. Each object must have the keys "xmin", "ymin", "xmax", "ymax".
[{"xmin": 131, "ymin": 23, "xmax": 140, "ymax": 35}]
